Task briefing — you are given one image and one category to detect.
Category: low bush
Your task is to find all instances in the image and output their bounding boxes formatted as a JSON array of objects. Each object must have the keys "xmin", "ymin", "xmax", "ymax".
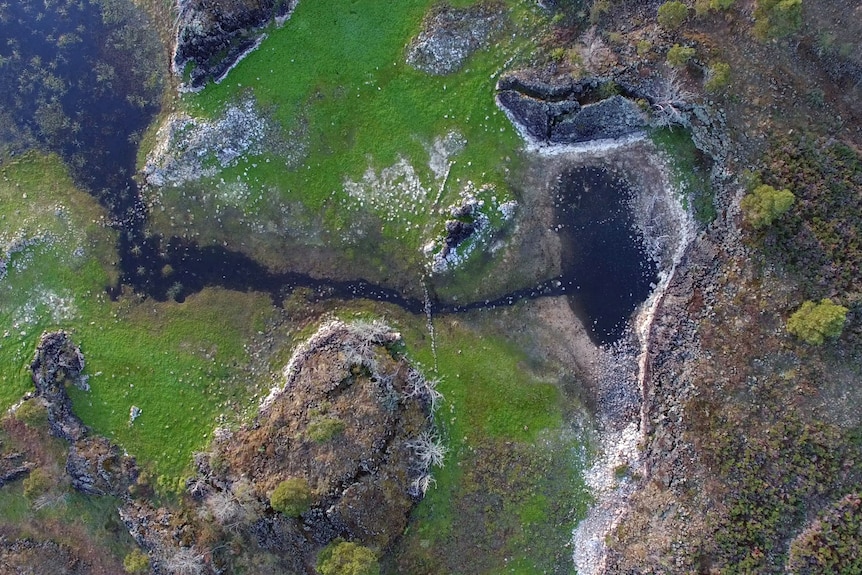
[
  {"xmin": 754, "ymin": 0, "xmax": 803, "ymax": 39},
  {"xmin": 22, "ymin": 467, "xmax": 53, "ymax": 500},
  {"xmin": 270, "ymin": 477, "xmax": 312, "ymax": 517},
  {"xmin": 740, "ymin": 184, "xmax": 795, "ymax": 228},
  {"xmin": 317, "ymin": 540, "xmax": 380, "ymax": 575},
  {"xmin": 123, "ymin": 549, "xmax": 150, "ymax": 574},
  {"xmin": 786, "ymin": 299, "xmax": 848, "ymax": 345},
  {"xmin": 705, "ymin": 61, "xmax": 731, "ymax": 92},
  {"xmin": 787, "ymin": 493, "xmax": 862, "ymax": 574},
  {"xmin": 666, "ymin": 44, "xmax": 696, "ymax": 67},
  {"xmin": 658, "ymin": 1, "xmax": 689, "ymax": 29}
]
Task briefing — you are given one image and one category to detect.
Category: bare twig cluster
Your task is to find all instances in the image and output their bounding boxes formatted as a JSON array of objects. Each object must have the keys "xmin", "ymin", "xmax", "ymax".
[
  {"xmin": 650, "ymin": 71, "xmax": 695, "ymax": 128},
  {"xmin": 402, "ymin": 369, "xmax": 443, "ymax": 415},
  {"xmin": 407, "ymin": 430, "xmax": 448, "ymax": 496}
]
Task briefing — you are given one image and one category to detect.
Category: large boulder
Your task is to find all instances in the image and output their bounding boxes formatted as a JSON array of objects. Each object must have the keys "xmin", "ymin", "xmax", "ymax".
[
  {"xmin": 173, "ymin": 0, "xmax": 298, "ymax": 90},
  {"xmin": 550, "ymin": 95, "xmax": 646, "ymax": 144},
  {"xmin": 496, "ymin": 71, "xmax": 647, "ymax": 146}
]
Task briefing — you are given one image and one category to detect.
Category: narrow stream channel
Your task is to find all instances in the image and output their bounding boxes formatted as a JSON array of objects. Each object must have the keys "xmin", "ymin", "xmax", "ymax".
[{"xmin": 2, "ymin": 0, "xmax": 659, "ymax": 346}]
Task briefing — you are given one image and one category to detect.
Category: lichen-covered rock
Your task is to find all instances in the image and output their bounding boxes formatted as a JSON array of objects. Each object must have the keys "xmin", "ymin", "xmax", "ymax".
[
  {"xmin": 30, "ymin": 331, "xmax": 88, "ymax": 442},
  {"xmin": 66, "ymin": 436, "xmax": 138, "ymax": 497},
  {"xmin": 198, "ymin": 320, "xmax": 439, "ymax": 566},
  {"xmin": 496, "ymin": 71, "xmax": 647, "ymax": 146},
  {"xmin": 173, "ymin": 0, "xmax": 298, "ymax": 90},
  {"xmin": 406, "ymin": 2, "xmax": 505, "ymax": 75}
]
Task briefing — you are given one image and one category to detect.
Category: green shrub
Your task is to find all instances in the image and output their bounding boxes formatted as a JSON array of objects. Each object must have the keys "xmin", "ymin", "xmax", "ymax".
[
  {"xmin": 23, "ymin": 467, "xmax": 52, "ymax": 500},
  {"xmin": 636, "ymin": 39, "xmax": 652, "ymax": 57},
  {"xmin": 705, "ymin": 61, "xmax": 731, "ymax": 92},
  {"xmin": 666, "ymin": 44, "xmax": 696, "ymax": 67},
  {"xmin": 270, "ymin": 477, "xmax": 312, "ymax": 516},
  {"xmin": 658, "ymin": 1, "xmax": 689, "ymax": 29},
  {"xmin": 740, "ymin": 184, "xmax": 795, "ymax": 228},
  {"xmin": 787, "ymin": 493, "xmax": 862, "ymax": 574},
  {"xmin": 696, "ymin": 0, "xmax": 736, "ymax": 14},
  {"xmin": 123, "ymin": 549, "xmax": 150, "ymax": 574},
  {"xmin": 307, "ymin": 417, "xmax": 345, "ymax": 443},
  {"xmin": 754, "ymin": 0, "xmax": 803, "ymax": 39},
  {"xmin": 317, "ymin": 540, "xmax": 380, "ymax": 575},
  {"xmin": 786, "ymin": 299, "xmax": 848, "ymax": 345},
  {"xmin": 14, "ymin": 399, "xmax": 48, "ymax": 428}
]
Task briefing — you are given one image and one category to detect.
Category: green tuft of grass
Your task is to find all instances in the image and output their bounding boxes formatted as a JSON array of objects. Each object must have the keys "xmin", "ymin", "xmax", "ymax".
[{"xmin": 651, "ymin": 127, "xmax": 717, "ymax": 225}]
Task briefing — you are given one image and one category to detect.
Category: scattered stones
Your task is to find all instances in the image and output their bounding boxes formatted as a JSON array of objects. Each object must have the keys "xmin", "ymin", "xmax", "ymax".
[
  {"xmin": 406, "ymin": 2, "xmax": 506, "ymax": 75},
  {"xmin": 427, "ymin": 184, "xmax": 516, "ymax": 274},
  {"xmin": 0, "ymin": 538, "xmax": 88, "ymax": 575},
  {"xmin": 142, "ymin": 99, "xmax": 270, "ymax": 189}
]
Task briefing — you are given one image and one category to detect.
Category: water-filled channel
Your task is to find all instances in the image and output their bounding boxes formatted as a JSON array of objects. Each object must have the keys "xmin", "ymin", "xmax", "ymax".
[{"xmin": 2, "ymin": 0, "xmax": 659, "ymax": 345}]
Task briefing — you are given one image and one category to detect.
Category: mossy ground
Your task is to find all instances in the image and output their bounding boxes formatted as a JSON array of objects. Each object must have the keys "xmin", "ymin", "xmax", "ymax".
[
  {"xmin": 1, "ymin": 152, "xmax": 591, "ymax": 571},
  {"xmin": 1, "ymin": 153, "xmax": 281, "ymax": 489},
  {"xmin": 147, "ymin": 0, "xmax": 548, "ymax": 294},
  {"xmin": 651, "ymin": 127, "xmax": 716, "ymax": 226}
]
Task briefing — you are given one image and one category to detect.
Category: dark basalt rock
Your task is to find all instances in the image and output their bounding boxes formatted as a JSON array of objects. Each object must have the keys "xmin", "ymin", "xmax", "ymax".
[
  {"xmin": 497, "ymin": 90, "xmax": 581, "ymax": 141},
  {"xmin": 30, "ymin": 331, "xmax": 88, "ymax": 442},
  {"xmin": 0, "ymin": 464, "xmax": 34, "ymax": 489},
  {"xmin": 174, "ymin": 0, "xmax": 298, "ymax": 90},
  {"xmin": 551, "ymin": 95, "xmax": 646, "ymax": 144},
  {"xmin": 67, "ymin": 436, "xmax": 138, "ymax": 497},
  {"xmin": 444, "ymin": 218, "xmax": 478, "ymax": 248},
  {"xmin": 30, "ymin": 331, "xmax": 138, "ymax": 498},
  {"xmin": 496, "ymin": 71, "xmax": 647, "ymax": 145}
]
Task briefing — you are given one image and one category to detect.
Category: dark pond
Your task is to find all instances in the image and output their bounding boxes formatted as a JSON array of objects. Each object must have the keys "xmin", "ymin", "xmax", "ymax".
[
  {"xmin": 2, "ymin": 1, "xmax": 659, "ymax": 345},
  {"xmin": 555, "ymin": 166, "xmax": 658, "ymax": 344}
]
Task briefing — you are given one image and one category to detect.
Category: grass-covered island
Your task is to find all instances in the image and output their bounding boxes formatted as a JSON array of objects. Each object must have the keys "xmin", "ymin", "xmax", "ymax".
[{"xmin": 1, "ymin": 0, "xmax": 861, "ymax": 574}]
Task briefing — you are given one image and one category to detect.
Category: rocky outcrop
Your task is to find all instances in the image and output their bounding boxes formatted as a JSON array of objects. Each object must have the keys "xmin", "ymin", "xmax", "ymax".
[
  {"xmin": 119, "ymin": 500, "xmax": 198, "ymax": 575},
  {"xmin": 67, "ymin": 436, "xmax": 138, "ymax": 497},
  {"xmin": 497, "ymin": 72, "xmax": 647, "ymax": 146},
  {"xmin": 173, "ymin": 0, "xmax": 298, "ymax": 90},
  {"xmin": 29, "ymin": 331, "xmax": 138, "ymax": 497},
  {"xmin": 30, "ymin": 331, "xmax": 89, "ymax": 442},
  {"xmin": 0, "ymin": 459, "xmax": 33, "ymax": 489},
  {"xmin": 406, "ymin": 1, "xmax": 505, "ymax": 75},
  {"xmin": 193, "ymin": 320, "xmax": 439, "ymax": 572}
]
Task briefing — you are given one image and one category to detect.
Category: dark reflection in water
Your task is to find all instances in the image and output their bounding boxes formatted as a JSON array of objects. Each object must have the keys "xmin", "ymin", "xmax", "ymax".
[
  {"xmin": 555, "ymin": 166, "xmax": 658, "ymax": 344},
  {"xmin": 0, "ymin": 0, "xmax": 162, "ymax": 216},
  {"xmin": 1, "ymin": 1, "xmax": 658, "ymax": 333}
]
